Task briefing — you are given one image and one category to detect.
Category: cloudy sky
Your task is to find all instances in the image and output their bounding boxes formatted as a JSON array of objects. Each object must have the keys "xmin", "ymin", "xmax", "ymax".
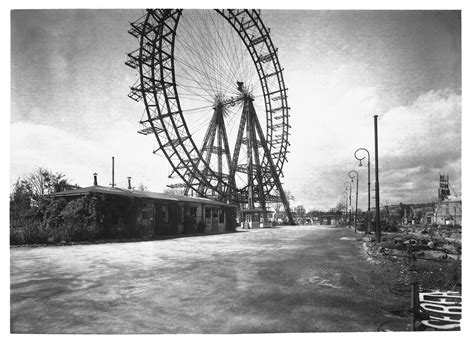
[{"xmin": 10, "ymin": 7, "xmax": 462, "ymax": 210}]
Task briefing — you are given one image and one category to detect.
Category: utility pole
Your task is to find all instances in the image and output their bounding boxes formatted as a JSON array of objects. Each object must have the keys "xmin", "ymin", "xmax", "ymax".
[
  {"xmin": 344, "ymin": 181, "xmax": 352, "ymax": 228},
  {"xmin": 349, "ymin": 170, "xmax": 359, "ymax": 233},
  {"xmin": 374, "ymin": 115, "xmax": 381, "ymax": 243},
  {"xmin": 354, "ymin": 148, "xmax": 371, "ymax": 234},
  {"xmin": 111, "ymin": 156, "xmax": 116, "ymax": 188}
]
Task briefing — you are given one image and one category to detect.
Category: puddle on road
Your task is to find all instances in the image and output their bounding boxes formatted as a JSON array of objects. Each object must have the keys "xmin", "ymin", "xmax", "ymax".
[
  {"xmin": 308, "ymin": 276, "xmax": 341, "ymax": 289},
  {"xmin": 340, "ymin": 237, "xmax": 356, "ymax": 241},
  {"xmin": 298, "ymin": 272, "xmax": 342, "ymax": 289}
]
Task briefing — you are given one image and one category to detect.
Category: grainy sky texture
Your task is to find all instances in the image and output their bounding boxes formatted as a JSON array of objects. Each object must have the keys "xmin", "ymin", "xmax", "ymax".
[{"xmin": 10, "ymin": 9, "xmax": 461, "ymax": 210}]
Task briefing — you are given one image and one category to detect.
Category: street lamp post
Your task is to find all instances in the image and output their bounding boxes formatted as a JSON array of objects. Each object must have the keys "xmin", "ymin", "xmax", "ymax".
[
  {"xmin": 374, "ymin": 115, "xmax": 381, "ymax": 243},
  {"xmin": 344, "ymin": 181, "xmax": 352, "ymax": 228},
  {"xmin": 342, "ymin": 188, "xmax": 347, "ymax": 221},
  {"xmin": 343, "ymin": 189, "xmax": 348, "ymax": 222},
  {"xmin": 354, "ymin": 148, "xmax": 371, "ymax": 234},
  {"xmin": 349, "ymin": 170, "xmax": 359, "ymax": 233}
]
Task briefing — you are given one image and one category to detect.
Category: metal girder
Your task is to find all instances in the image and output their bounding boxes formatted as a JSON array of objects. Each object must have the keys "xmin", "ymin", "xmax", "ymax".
[
  {"xmin": 257, "ymin": 50, "xmax": 278, "ymax": 63},
  {"xmin": 248, "ymin": 108, "xmax": 268, "ymax": 221},
  {"xmin": 263, "ymin": 69, "xmax": 283, "ymax": 79},
  {"xmin": 185, "ymin": 109, "xmax": 217, "ymax": 195},
  {"xmin": 250, "ymin": 34, "xmax": 268, "ymax": 45},
  {"xmin": 166, "ymin": 183, "xmax": 189, "ymax": 188},
  {"xmin": 249, "ymin": 100, "xmax": 295, "ymax": 225},
  {"xmin": 271, "ymin": 106, "xmax": 290, "ymax": 113},
  {"xmin": 227, "ymin": 99, "xmax": 248, "ymax": 201},
  {"xmin": 197, "ymin": 113, "xmax": 218, "ymax": 195},
  {"xmin": 241, "ymin": 137, "xmax": 262, "ymax": 147}
]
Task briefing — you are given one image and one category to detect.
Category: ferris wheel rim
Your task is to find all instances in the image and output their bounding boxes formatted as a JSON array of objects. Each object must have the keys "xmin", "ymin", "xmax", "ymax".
[{"xmin": 128, "ymin": 9, "xmax": 291, "ymax": 200}]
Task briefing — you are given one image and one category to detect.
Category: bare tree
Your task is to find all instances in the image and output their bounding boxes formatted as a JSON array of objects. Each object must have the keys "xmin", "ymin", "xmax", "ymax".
[
  {"xmin": 24, "ymin": 167, "xmax": 70, "ymax": 198},
  {"xmin": 335, "ymin": 201, "xmax": 345, "ymax": 213},
  {"xmin": 294, "ymin": 205, "xmax": 306, "ymax": 217},
  {"xmin": 286, "ymin": 189, "xmax": 294, "ymax": 202}
]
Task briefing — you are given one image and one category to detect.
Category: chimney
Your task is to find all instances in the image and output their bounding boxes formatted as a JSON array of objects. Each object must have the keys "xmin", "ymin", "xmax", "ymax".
[
  {"xmin": 127, "ymin": 177, "xmax": 132, "ymax": 190},
  {"xmin": 93, "ymin": 173, "xmax": 98, "ymax": 186},
  {"xmin": 111, "ymin": 156, "xmax": 115, "ymax": 188}
]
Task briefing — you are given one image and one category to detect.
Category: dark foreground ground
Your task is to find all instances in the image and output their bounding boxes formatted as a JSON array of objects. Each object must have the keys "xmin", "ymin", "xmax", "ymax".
[{"xmin": 10, "ymin": 225, "xmax": 413, "ymax": 333}]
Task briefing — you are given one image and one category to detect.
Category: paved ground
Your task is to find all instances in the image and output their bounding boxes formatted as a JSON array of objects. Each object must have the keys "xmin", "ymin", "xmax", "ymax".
[{"xmin": 10, "ymin": 225, "xmax": 411, "ymax": 333}]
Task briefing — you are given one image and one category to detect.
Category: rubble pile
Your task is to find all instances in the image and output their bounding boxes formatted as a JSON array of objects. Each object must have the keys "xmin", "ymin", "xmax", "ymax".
[{"xmin": 363, "ymin": 224, "xmax": 461, "ymax": 292}]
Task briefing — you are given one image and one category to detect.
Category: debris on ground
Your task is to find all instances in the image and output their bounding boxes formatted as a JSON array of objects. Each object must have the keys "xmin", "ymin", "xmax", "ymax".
[
  {"xmin": 357, "ymin": 224, "xmax": 462, "ymax": 331},
  {"xmin": 362, "ymin": 224, "xmax": 461, "ymax": 292}
]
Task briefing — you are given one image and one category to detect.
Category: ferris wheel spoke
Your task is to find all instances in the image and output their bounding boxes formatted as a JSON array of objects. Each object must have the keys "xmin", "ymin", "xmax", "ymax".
[
  {"xmin": 181, "ymin": 12, "xmax": 222, "ymax": 94},
  {"xmin": 174, "ymin": 56, "xmax": 232, "ymax": 98},
  {"xmin": 175, "ymin": 86, "xmax": 214, "ymax": 101},
  {"xmin": 175, "ymin": 55, "xmax": 217, "ymax": 97},
  {"xmin": 175, "ymin": 83, "xmax": 216, "ymax": 100},
  {"xmin": 177, "ymin": 11, "xmax": 255, "ymax": 97},
  {"xmin": 200, "ymin": 12, "xmax": 226, "ymax": 93},
  {"xmin": 174, "ymin": 56, "xmax": 215, "ymax": 91},
  {"xmin": 174, "ymin": 34, "xmax": 226, "ymax": 91},
  {"xmin": 205, "ymin": 12, "xmax": 243, "ymax": 89},
  {"xmin": 226, "ymin": 18, "xmax": 247, "ymax": 83},
  {"xmin": 181, "ymin": 104, "xmax": 214, "ymax": 114},
  {"xmin": 175, "ymin": 46, "xmax": 236, "ymax": 98},
  {"xmin": 199, "ymin": 11, "xmax": 243, "ymax": 94},
  {"xmin": 177, "ymin": 95, "xmax": 212, "ymax": 104}
]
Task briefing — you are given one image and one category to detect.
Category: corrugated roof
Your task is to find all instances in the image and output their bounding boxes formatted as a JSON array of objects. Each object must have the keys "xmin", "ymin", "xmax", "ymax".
[{"xmin": 49, "ymin": 185, "xmax": 234, "ymax": 207}]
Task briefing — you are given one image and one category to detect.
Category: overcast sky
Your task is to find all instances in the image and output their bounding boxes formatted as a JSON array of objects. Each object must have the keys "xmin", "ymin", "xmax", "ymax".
[{"xmin": 10, "ymin": 8, "xmax": 462, "ymax": 210}]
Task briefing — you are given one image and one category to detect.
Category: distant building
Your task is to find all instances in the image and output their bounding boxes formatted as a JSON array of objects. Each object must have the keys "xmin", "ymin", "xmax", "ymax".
[
  {"xmin": 267, "ymin": 207, "xmax": 288, "ymax": 224},
  {"xmin": 410, "ymin": 203, "xmax": 437, "ymax": 225},
  {"xmin": 318, "ymin": 214, "xmax": 341, "ymax": 226},
  {"xmin": 49, "ymin": 185, "xmax": 237, "ymax": 236},
  {"xmin": 434, "ymin": 198, "xmax": 462, "ymax": 226},
  {"xmin": 380, "ymin": 198, "xmax": 461, "ymax": 227}
]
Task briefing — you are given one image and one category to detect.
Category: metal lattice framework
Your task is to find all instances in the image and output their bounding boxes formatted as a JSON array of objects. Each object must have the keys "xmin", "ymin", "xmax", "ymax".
[{"xmin": 126, "ymin": 9, "xmax": 294, "ymax": 224}]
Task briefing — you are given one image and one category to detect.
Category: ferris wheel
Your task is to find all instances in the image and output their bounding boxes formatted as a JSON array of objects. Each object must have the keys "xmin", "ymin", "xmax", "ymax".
[{"xmin": 126, "ymin": 9, "xmax": 294, "ymax": 224}]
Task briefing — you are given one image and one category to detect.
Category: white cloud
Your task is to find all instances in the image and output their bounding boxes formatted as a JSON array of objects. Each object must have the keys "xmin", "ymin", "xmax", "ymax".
[
  {"xmin": 10, "ymin": 121, "xmax": 170, "ymax": 191},
  {"xmin": 285, "ymin": 88, "xmax": 461, "ymax": 210},
  {"xmin": 379, "ymin": 89, "xmax": 461, "ymax": 159}
]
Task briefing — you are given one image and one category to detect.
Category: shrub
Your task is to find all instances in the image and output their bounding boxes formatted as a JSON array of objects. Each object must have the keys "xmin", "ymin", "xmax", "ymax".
[
  {"xmin": 10, "ymin": 194, "xmax": 101, "ymax": 245},
  {"xmin": 61, "ymin": 198, "xmax": 91, "ymax": 242},
  {"xmin": 197, "ymin": 221, "xmax": 206, "ymax": 233}
]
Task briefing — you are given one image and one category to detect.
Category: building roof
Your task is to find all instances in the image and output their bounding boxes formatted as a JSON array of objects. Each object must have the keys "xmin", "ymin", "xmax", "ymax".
[
  {"xmin": 49, "ymin": 185, "xmax": 234, "ymax": 207},
  {"xmin": 441, "ymin": 196, "xmax": 462, "ymax": 203}
]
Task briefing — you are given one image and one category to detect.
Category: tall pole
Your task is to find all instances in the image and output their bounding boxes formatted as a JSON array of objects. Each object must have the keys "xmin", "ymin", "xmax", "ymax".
[
  {"xmin": 354, "ymin": 148, "xmax": 371, "ymax": 234},
  {"xmin": 350, "ymin": 184, "xmax": 352, "ymax": 227},
  {"xmin": 355, "ymin": 176, "xmax": 359, "ymax": 232},
  {"xmin": 111, "ymin": 156, "xmax": 116, "ymax": 188},
  {"xmin": 344, "ymin": 181, "xmax": 352, "ymax": 228},
  {"xmin": 349, "ymin": 170, "xmax": 359, "ymax": 233},
  {"xmin": 374, "ymin": 115, "xmax": 381, "ymax": 243},
  {"xmin": 367, "ymin": 157, "xmax": 371, "ymax": 234},
  {"xmin": 343, "ymin": 190, "xmax": 348, "ymax": 220}
]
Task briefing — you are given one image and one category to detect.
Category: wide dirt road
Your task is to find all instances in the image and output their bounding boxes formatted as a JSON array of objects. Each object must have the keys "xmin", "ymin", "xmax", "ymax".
[{"xmin": 10, "ymin": 225, "xmax": 410, "ymax": 333}]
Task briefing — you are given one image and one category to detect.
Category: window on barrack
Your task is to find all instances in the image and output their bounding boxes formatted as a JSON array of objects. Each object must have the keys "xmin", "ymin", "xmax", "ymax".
[{"xmin": 219, "ymin": 209, "xmax": 225, "ymax": 223}]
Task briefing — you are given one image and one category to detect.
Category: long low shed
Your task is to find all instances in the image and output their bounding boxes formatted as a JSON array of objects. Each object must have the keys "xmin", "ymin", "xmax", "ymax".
[{"xmin": 49, "ymin": 186, "xmax": 237, "ymax": 237}]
